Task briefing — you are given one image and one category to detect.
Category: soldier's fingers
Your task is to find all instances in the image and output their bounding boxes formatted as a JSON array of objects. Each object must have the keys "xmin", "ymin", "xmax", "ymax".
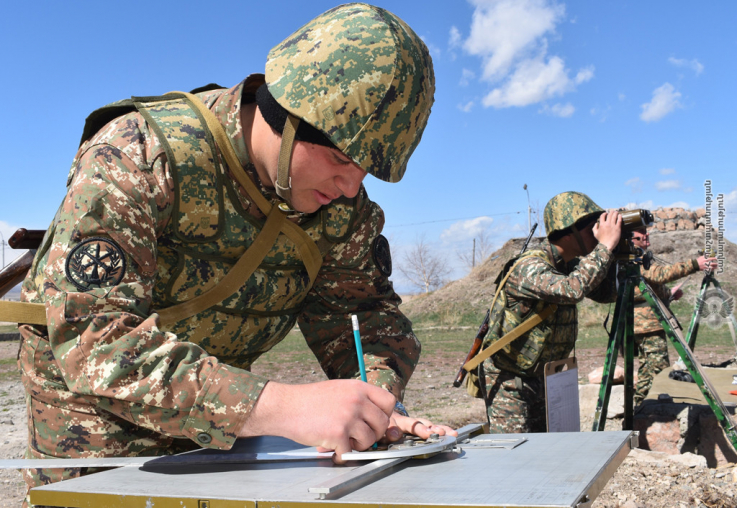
[
  {"xmin": 331, "ymin": 438, "xmax": 353, "ymax": 465},
  {"xmin": 348, "ymin": 420, "xmax": 383, "ymax": 452},
  {"xmin": 364, "ymin": 384, "xmax": 397, "ymax": 417}
]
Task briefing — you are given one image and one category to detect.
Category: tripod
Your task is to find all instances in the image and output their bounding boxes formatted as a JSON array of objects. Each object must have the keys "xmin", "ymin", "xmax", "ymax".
[{"xmin": 591, "ymin": 258, "xmax": 737, "ymax": 452}]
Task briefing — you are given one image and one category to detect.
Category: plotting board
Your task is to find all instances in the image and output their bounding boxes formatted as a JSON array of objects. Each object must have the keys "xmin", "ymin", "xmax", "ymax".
[{"xmin": 31, "ymin": 430, "xmax": 635, "ymax": 508}]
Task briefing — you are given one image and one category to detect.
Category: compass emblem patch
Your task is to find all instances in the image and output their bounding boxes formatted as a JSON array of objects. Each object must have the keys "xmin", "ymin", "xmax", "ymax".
[
  {"xmin": 65, "ymin": 237, "xmax": 126, "ymax": 291},
  {"xmin": 372, "ymin": 235, "xmax": 392, "ymax": 277}
]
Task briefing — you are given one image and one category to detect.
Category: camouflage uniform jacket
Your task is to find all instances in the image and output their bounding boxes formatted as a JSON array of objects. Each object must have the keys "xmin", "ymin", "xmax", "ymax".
[
  {"xmin": 488, "ymin": 241, "xmax": 616, "ymax": 377},
  {"xmin": 19, "ymin": 76, "xmax": 419, "ymax": 461},
  {"xmin": 634, "ymin": 258, "xmax": 699, "ymax": 334}
]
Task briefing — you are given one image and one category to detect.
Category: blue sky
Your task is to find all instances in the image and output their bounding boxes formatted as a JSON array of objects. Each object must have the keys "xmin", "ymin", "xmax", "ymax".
[{"xmin": 1, "ymin": 1, "xmax": 735, "ymax": 293}]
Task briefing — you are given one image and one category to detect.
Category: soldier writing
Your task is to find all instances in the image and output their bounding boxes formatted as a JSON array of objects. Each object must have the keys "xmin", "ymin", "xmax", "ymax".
[
  {"xmin": 630, "ymin": 227, "xmax": 718, "ymax": 404},
  {"xmin": 478, "ymin": 192, "xmax": 621, "ymax": 433},
  {"xmin": 13, "ymin": 4, "xmax": 455, "ymax": 505}
]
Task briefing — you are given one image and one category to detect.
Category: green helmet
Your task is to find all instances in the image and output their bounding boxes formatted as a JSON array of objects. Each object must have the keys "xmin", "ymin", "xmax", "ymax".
[
  {"xmin": 265, "ymin": 3, "xmax": 435, "ymax": 188},
  {"xmin": 544, "ymin": 191, "xmax": 604, "ymax": 238}
]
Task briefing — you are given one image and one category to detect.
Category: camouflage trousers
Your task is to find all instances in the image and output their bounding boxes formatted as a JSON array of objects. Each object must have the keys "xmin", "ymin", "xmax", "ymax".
[
  {"xmin": 634, "ymin": 330, "xmax": 669, "ymax": 405},
  {"xmin": 482, "ymin": 360, "xmax": 546, "ymax": 433}
]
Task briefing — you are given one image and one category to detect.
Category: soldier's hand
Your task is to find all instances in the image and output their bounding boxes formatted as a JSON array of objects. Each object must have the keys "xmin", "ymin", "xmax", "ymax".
[
  {"xmin": 671, "ymin": 287, "xmax": 684, "ymax": 301},
  {"xmin": 239, "ymin": 380, "xmax": 395, "ymax": 463},
  {"xmin": 697, "ymin": 256, "xmax": 718, "ymax": 272},
  {"xmin": 383, "ymin": 413, "xmax": 458, "ymax": 443},
  {"xmin": 593, "ymin": 210, "xmax": 622, "ymax": 252}
]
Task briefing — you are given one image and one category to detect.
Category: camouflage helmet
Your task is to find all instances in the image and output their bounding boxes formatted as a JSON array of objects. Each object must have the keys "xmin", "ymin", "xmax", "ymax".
[
  {"xmin": 544, "ymin": 191, "xmax": 604, "ymax": 238},
  {"xmin": 265, "ymin": 3, "xmax": 435, "ymax": 184}
]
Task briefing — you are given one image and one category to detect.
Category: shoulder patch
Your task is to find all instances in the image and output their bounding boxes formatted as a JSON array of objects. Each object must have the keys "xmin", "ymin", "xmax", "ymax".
[
  {"xmin": 372, "ymin": 235, "xmax": 392, "ymax": 277},
  {"xmin": 65, "ymin": 237, "xmax": 127, "ymax": 291}
]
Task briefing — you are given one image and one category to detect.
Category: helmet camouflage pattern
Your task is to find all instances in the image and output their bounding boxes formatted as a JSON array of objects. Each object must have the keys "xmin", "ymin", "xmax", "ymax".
[
  {"xmin": 265, "ymin": 3, "xmax": 435, "ymax": 183},
  {"xmin": 544, "ymin": 191, "xmax": 604, "ymax": 238}
]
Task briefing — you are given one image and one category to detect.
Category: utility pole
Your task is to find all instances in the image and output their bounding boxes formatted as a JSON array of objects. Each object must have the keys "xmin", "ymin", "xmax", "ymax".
[
  {"xmin": 0, "ymin": 230, "xmax": 5, "ymax": 268},
  {"xmin": 472, "ymin": 238, "xmax": 476, "ymax": 268},
  {"xmin": 523, "ymin": 184, "xmax": 531, "ymax": 233}
]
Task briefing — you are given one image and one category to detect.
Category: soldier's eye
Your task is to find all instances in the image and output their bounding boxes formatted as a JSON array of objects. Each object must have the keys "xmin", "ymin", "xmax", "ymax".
[{"xmin": 331, "ymin": 151, "xmax": 351, "ymax": 165}]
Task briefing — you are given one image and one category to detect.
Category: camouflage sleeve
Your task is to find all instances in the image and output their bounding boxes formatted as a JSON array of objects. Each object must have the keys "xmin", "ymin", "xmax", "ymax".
[
  {"xmin": 297, "ymin": 189, "xmax": 420, "ymax": 401},
  {"xmin": 507, "ymin": 243, "xmax": 614, "ymax": 304},
  {"xmin": 584, "ymin": 260, "xmax": 618, "ymax": 304},
  {"xmin": 641, "ymin": 258, "xmax": 699, "ymax": 285},
  {"xmin": 31, "ymin": 119, "xmax": 266, "ymax": 449}
]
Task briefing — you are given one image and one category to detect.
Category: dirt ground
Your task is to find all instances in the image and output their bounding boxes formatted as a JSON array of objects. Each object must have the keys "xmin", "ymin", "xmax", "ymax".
[{"xmin": 1, "ymin": 339, "xmax": 736, "ymax": 508}]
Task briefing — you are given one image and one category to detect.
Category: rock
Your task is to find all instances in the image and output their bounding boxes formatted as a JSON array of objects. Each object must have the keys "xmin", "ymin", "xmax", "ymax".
[
  {"xmin": 621, "ymin": 500, "xmax": 641, "ymax": 508},
  {"xmin": 678, "ymin": 219, "xmax": 696, "ymax": 230},
  {"xmin": 579, "ymin": 384, "xmax": 625, "ymax": 418},
  {"xmin": 634, "ymin": 400, "xmax": 737, "ymax": 467},
  {"xmin": 588, "ymin": 366, "xmax": 624, "ymax": 384},
  {"xmin": 628, "ymin": 448, "xmax": 707, "ymax": 468}
]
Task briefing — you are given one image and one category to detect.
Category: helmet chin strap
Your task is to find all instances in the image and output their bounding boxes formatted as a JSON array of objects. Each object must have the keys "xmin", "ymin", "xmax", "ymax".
[
  {"xmin": 275, "ymin": 114, "xmax": 300, "ymax": 209},
  {"xmin": 571, "ymin": 225, "xmax": 589, "ymax": 256}
]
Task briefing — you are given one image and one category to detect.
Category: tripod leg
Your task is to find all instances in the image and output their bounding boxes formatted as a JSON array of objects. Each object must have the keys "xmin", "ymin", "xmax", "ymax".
[
  {"xmin": 623, "ymin": 278, "xmax": 635, "ymax": 430},
  {"xmin": 686, "ymin": 276, "xmax": 709, "ymax": 351},
  {"xmin": 640, "ymin": 280, "xmax": 737, "ymax": 453},
  {"xmin": 593, "ymin": 279, "xmax": 628, "ymax": 431}
]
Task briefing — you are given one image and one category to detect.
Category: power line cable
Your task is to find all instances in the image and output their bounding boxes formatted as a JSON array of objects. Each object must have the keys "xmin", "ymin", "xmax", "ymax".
[{"xmin": 384, "ymin": 210, "xmax": 522, "ymax": 228}]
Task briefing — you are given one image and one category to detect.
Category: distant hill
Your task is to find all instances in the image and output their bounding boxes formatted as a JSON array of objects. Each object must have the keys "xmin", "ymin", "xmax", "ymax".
[{"xmin": 401, "ymin": 228, "xmax": 736, "ymax": 327}]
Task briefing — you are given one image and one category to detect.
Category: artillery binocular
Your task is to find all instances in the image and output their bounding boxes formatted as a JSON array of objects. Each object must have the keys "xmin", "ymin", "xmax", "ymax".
[{"xmin": 613, "ymin": 208, "xmax": 654, "ymax": 262}]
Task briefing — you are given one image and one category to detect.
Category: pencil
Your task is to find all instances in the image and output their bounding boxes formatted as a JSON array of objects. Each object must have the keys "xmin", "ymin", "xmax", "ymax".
[{"xmin": 351, "ymin": 314, "xmax": 368, "ymax": 382}]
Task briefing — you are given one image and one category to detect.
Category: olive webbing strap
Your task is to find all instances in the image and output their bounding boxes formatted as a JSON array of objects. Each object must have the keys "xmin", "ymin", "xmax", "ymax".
[
  {"xmin": 275, "ymin": 115, "xmax": 299, "ymax": 205},
  {"xmin": 0, "ymin": 301, "xmax": 46, "ymax": 326},
  {"xmin": 167, "ymin": 92, "xmax": 322, "ymax": 284},
  {"xmin": 156, "ymin": 207, "xmax": 287, "ymax": 327},
  {"xmin": 463, "ymin": 253, "xmax": 556, "ymax": 372},
  {"xmin": 463, "ymin": 304, "xmax": 557, "ymax": 372}
]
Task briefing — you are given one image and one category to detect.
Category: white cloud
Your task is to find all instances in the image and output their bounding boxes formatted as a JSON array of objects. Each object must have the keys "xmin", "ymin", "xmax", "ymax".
[
  {"xmin": 461, "ymin": 0, "xmax": 592, "ymax": 110},
  {"xmin": 449, "ymin": 26, "xmax": 462, "ymax": 48},
  {"xmin": 724, "ymin": 188, "xmax": 737, "ymax": 209},
  {"xmin": 625, "ymin": 177, "xmax": 643, "ymax": 193},
  {"xmin": 540, "ymin": 102, "xmax": 575, "ymax": 117},
  {"xmin": 668, "ymin": 57, "xmax": 704, "ymax": 76},
  {"xmin": 464, "ymin": 0, "xmax": 565, "ymax": 81},
  {"xmin": 640, "ymin": 83, "xmax": 682, "ymax": 122},
  {"xmin": 656, "ymin": 179, "xmax": 682, "ymax": 191},
  {"xmin": 441, "ymin": 216, "xmax": 494, "ymax": 243},
  {"xmin": 575, "ymin": 66, "xmax": 595, "ymax": 84},
  {"xmin": 667, "ymin": 201, "xmax": 691, "ymax": 209},
  {"xmin": 618, "ymin": 93, "xmax": 626, "ymax": 102},
  {"xmin": 458, "ymin": 101, "xmax": 475, "ymax": 113},
  {"xmin": 482, "ymin": 55, "xmax": 591, "ymax": 108},
  {"xmin": 460, "ymin": 68, "xmax": 476, "ymax": 87},
  {"xmin": 659, "ymin": 168, "xmax": 675, "ymax": 175},
  {"xmin": 623, "ymin": 200, "xmax": 654, "ymax": 210}
]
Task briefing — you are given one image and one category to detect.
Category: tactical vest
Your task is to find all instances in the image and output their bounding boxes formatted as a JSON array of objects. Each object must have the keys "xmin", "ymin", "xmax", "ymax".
[
  {"xmin": 55, "ymin": 88, "xmax": 359, "ymax": 370},
  {"xmin": 486, "ymin": 249, "xmax": 577, "ymax": 377}
]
